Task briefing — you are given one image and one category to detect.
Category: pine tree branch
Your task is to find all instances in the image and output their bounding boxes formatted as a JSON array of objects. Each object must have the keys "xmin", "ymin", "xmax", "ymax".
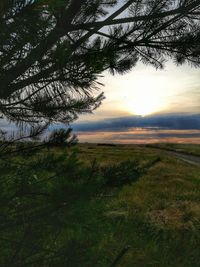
[
  {"xmin": 69, "ymin": 0, "xmax": 200, "ymax": 31},
  {"xmin": 0, "ymin": 0, "xmax": 85, "ymax": 98}
]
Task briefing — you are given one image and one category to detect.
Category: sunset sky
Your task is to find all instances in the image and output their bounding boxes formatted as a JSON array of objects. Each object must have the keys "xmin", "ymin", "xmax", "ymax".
[
  {"xmin": 74, "ymin": 61, "xmax": 200, "ymax": 143},
  {"xmin": 79, "ymin": 61, "xmax": 200, "ymax": 121},
  {"xmin": 75, "ymin": 0, "xmax": 200, "ymax": 124},
  {"xmin": 1, "ymin": 61, "xmax": 200, "ymax": 144},
  {"xmin": 1, "ymin": 1, "xmax": 200, "ymax": 144}
]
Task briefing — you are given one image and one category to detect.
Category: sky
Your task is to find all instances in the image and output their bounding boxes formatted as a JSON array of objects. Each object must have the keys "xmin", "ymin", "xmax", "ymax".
[
  {"xmin": 76, "ymin": 0, "xmax": 200, "ymax": 121},
  {"xmin": 73, "ymin": 0, "xmax": 200, "ymax": 143},
  {"xmin": 78, "ymin": 62, "xmax": 200, "ymax": 121},
  {"xmin": 73, "ymin": 61, "xmax": 200, "ymax": 144},
  {"xmin": 1, "ymin": 59, "xmax": 200, "ymax": 144},
  {"xmin": 1, "ymin": 0, "xmax": 200, "ymax": 144}
]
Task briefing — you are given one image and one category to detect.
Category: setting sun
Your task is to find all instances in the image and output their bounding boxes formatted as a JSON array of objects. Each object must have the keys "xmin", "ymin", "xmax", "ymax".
[
  {"xmin": 128, "ymin": 98, "xmax": 161, "ymax": 116},
  {"xmin": 126, "ymin": 87, "xmax": 166, "ymax": 116},
  {"xmin": 123, "ymin": 76, "xmax": 168, "ymax": 116}
]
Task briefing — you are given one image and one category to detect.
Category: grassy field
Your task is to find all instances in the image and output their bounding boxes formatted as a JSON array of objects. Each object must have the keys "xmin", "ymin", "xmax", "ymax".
[{"xmin": 0, "ymin": 144, "xmax": 200, "ymax": 266}]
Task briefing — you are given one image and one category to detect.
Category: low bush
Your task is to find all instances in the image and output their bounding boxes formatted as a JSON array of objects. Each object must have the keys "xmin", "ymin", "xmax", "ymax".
[
  {"xmin": 101, "ymin": 160, "xmax": 143, "ymax": 187},
  {"xmin": 0, "ymin": 152, "xmax": 145, "ymax": 267}
]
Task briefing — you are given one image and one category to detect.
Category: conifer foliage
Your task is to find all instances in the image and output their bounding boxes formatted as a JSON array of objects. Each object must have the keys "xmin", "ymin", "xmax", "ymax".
[
  {"xmin": 0, "ymin": 0, "xmax": 200, "ymax": 126},
  {"xmin": 47, "ymin": 128, "xmax": 78, "ymax": 147}
]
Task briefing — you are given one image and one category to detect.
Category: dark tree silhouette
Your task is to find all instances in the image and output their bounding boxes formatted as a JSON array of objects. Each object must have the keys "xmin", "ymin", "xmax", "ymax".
[
  {"xmin": 0, "ymin": 0, "xmax": 200, "ymax": 126},
  {"xmin": 47, "ymin": 128, "xmax": 78, "ymax": 147}
]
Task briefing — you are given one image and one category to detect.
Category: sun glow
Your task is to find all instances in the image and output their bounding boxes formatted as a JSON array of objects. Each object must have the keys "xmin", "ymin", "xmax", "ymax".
[
  {"xmin": 79, "ymin": 62, "xmax": 200, "ymax": 123},
  {"xmin": 122, "ymin": 74, "xmax": 169, "ymax": 116},
  {"xmin": 127, "ymin": 92, "xmax": 164, "ymax": 116}
]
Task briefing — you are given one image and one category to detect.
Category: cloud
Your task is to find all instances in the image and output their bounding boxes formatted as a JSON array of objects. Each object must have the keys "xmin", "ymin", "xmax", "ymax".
[
  {"xmin": 1, "ymin": 113, "xmax": 200, "ymax": 144},
  {"xmin": 76, "ymin": 129, "xmax": 200, "ymax": 144},
  {"xmin": 71, "ymin": 113, "xmax": 200, "ymax": 143},
  {"xmin": 73, "ymin": 113, "xmax": 200, "ymax": 132}
]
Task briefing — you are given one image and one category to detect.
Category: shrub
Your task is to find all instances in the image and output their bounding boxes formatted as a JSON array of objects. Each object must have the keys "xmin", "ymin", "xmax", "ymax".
[{"xmin": 101, "ymin": 160, "xmax": 142, "ymax": 187}]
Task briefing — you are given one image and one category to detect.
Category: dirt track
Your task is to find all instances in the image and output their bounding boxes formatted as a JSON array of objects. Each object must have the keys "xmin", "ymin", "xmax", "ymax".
[
  {"xmin": 148, "ymin": 146, "xmax": 200, "ymax": 167},
  {"xmin": 169, "ymin": 151, "xmax": 200, "ymax": 167}
]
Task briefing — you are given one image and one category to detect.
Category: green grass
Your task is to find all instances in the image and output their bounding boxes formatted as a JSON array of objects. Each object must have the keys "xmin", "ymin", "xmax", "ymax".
[
  {"xmin": 76, "ymin": 143, "xmax": 162, "ymax": 166},
  {"xmin": 0, "ymin": 144, "xmax": 200, "ymax": 266}
]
